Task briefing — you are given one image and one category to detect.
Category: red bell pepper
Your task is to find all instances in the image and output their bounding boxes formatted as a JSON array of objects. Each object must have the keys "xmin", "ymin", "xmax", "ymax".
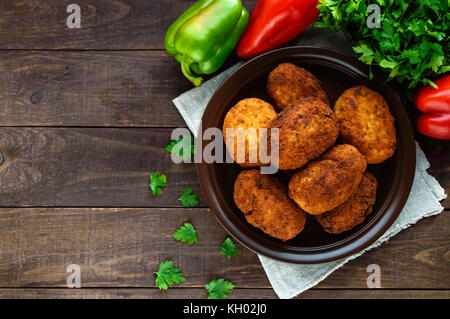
[
  {"xmin": 415, "ymin": 76, "xmax": 450, "ymax": 113},
  {"xmin": 417, "ymin": 113, "xmax": 450, "ymax": 140},
  {"xmin": 236, "ymin": 0, "xmax": 319, "ymax": 58},
  {"xmin": 415, "ymin": 75, "xmax": 450, "ymax": 140}
]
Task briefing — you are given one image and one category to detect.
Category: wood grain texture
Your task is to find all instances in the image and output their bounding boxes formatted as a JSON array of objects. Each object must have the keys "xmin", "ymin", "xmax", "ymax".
[
  {"xmin": 0, "ymin": 207, "xmax": 448, "ymax": 289},
  {"xmin": 0, "ymin": 0, "xmax": 448, "ymax": 299},
  {"xmin": 0, "ymin": 128, "xmax": 448, "ymax": 208},
  {"xmin": 0, "ymin": 288, "xmax": 448, "ymax": 299},
  {"xmin": 0, "ymin": 0, "xmax": 261, "ymax": 50},
  {"xmin": 0, "ymin": 32, "xmax": 354, "ymax": 128},
  {"xmin": 0, "ymin": 127, "xmax": 203, "ymax": 207},
  {"xmin": 0, "ymin": 51, "xmax": 192, "ymax": 127}
]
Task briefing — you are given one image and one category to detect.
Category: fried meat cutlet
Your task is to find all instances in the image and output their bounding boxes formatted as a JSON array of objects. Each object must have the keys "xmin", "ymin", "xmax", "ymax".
[
  {"xmin": 233, "ymin": 170, "xmax": 307, "ymax": 241},
  {"xmin": 288, "ymin": 144, "xmax": 367, "ymax": 215},
  {"xmin": 267, "ymin": 63, "xmax": 329, "ymax": 110},
  {"xmin": 315, "ymin": 171, "xmax": 378, "ymax": 234},
  {"xmin": 334, "ymin": 85, "xmax": 397, "ymax": 164},
  {"xmin": 223, "ymin": 98, "xmax": 277, "ymax": 167},
  {"xmin": 269, "ymin": 98, "xmax": 339, "ymax": 170}
]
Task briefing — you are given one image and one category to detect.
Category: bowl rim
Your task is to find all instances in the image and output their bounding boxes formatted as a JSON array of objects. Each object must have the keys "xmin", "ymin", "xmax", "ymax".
[{"xmin": 196, "ymin": 46, "xmax": 416, "ymax": 264}]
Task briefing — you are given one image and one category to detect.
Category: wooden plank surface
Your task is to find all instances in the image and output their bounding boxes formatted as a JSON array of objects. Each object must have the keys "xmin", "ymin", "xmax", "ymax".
[
  {"xmin": 0, "ymin": 51, "xmax": 191, "ymax": 127},
  {"xmin": 0, "ymin": 207, "xmax": 448, "ymax": 289},
  {"xmin": 0, "ymin": 0, "xmax": 258, "ymax": 50},
  {"xmin": 0, "ymin": 127, "xmax": 203, "ymax": 207},
  {"xmin": 0, "ymin": 288, "xmax": 448, "ymax": 299}
]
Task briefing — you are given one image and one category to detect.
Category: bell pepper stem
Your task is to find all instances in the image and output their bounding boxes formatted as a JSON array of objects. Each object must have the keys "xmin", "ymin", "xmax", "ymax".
[{"xmin": 181, "ymin": 55, "xmax": 203, "ymax": 87}]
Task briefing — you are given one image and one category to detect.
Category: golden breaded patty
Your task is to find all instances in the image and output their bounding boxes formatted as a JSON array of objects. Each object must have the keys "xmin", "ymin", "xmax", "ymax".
[
  {"xmin": 234, "ymin": 170, "xmax": 307, "ymax": 241},
  {"xmin": 223, "ymin": 98, "xmax": 277, "ymax": 167},
  {"xmin": 267, "ymin": 63, "xmax": 329, "ymax": 110},
  {"xmin": 334, "ymin": 85, "xmax": 397, "ymax": 164},
  {"xmin": 315, "ymin": 171, "xmax": 377, "ymax": 234},
  {"xmin": 288, "ymin": 144, "xmax": 367, "ymax": 215},
  {"xmin": 269, "ymin": 98, "xmax": 339, "ymax": 170}
]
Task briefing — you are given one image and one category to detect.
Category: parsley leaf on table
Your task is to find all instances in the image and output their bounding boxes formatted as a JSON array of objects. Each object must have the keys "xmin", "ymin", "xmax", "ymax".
[
  {"xmin": 178, "ymin": 188, "xmax": 199, "ymax": 207},
  {"xmin": 154, "ymin": 261, "xmax": 185, "ymax": 290},
  {"xmin": 205, "ymin": 279, "xmax": 235, "ymax": 299},
  {"xmin": 166, "ymin": 135, "xmax": 195, "ymax": 161},
  {"xmin": 173, "ymin": 223, "xmax": 198, "ymax": 244},
  {"xmin": 220, "ymin": 237, "xmax": 237, "ymax": 259},
  {"xmin": 149, "ymin": 173, "xmax": 167, "ymax": 195}
]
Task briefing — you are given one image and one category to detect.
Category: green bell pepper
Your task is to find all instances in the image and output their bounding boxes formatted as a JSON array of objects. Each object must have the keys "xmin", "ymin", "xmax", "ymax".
[{"xmin": 164, "ymin": 0, "xmax": 249, "ymax": 86}]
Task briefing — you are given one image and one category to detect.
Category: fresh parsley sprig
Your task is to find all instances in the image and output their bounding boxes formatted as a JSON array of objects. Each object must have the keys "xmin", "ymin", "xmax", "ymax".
[
  {"xmin": 166, "ymin": 135, "xmax": 195, "ymax": 161},
  {"xmin": 178, "ymin": 188, "xmax": 200, "ymax": 207},
  {"xmin": 220, "ymin": 237, "xmax": 238, "ymax": 259},
  {"xmin": 173, "ymin": 223, "xmax": 198, "ymax": 244},
  {"xmin": 154, "ymin": 261, "xmax": 185, "ymax": 290},
  {"xmin": 205, "ymin": 278, "xmax": 235, "ymax": 299},
  {"xmin": 149, "ymin": 173, "xmax": 167, "ymax": 195}
]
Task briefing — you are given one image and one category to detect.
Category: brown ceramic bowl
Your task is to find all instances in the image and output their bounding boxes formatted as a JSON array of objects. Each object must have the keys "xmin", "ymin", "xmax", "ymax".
[{"xmin": 196, "ymin": 47, "xmax": 415, "ymax": 264}]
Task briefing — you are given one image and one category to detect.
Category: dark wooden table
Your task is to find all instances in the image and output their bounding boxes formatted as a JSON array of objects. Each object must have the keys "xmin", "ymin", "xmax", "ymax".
[{"xmin": 0, "ymin": 0, "xmax": 448, "ymax": 299}]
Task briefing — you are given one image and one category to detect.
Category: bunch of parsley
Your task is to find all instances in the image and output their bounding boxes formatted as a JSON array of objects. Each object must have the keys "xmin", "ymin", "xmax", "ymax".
[{"xmin": 316, "ymin": 0, "xmax": 449, "ymax": 99}]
